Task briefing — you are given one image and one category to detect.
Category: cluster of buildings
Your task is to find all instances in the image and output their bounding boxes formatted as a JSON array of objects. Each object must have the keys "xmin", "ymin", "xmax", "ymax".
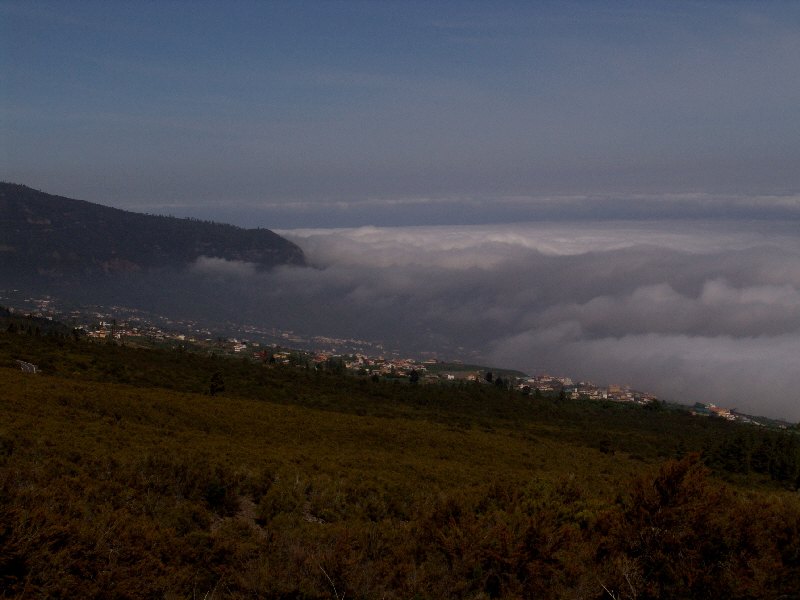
[
  {"xmin": 341, "ymin": 354, "xmax": 432, "ymax": 377},
  {"xmin": 691, "ymin": 402, "xmax": 736, "ymax": 420},
  {"xmin": 515, "ymin": 374, "xmax": 659, "ymax": 405},
  {"xmin": 4, "ymin": 292, "xmax": 761, "ymax": 423},
  {"xmin": 83, "ymin": 317, "xmax": 207, "ymax": 344},
  {"xmin": 689, "ymin": 402, "xmax": 767, "ymax": 425}
]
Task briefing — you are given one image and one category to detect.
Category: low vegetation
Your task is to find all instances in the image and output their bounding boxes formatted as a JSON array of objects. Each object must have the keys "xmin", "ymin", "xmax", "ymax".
[{"xmin": 1, "ymin": 326, "xmax": 799, "ymax": 598}]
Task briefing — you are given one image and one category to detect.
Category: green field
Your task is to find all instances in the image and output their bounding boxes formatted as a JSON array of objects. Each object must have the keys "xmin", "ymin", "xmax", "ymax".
[{"xmin": 1, "ymin": 328, "xmax": 799, "ymax": 598}]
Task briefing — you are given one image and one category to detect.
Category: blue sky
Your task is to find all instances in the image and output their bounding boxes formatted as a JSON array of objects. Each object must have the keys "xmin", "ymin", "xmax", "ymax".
[{"xmin": 2, "ymin": 1, "xmax": 800, "ymax": 226}]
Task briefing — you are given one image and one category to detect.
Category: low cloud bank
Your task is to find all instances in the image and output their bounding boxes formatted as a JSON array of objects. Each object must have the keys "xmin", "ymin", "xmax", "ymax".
[
  {"xmin": 148, "ymin": 193, "xmax": 800, "ymax": 229},
  {"xmin": 190, "ymin": 256, "xmax": 259, "ymax": 278},
  {"xmin": 179, "ymin": 220, "xmax": 800, "ymax": 421}
]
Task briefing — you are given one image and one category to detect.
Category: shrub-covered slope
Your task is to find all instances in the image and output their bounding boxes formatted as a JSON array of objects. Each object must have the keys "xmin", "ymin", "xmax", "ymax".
[{"xmin": 1, "ymin": 330, "xmax": 799, "ymax": 598}]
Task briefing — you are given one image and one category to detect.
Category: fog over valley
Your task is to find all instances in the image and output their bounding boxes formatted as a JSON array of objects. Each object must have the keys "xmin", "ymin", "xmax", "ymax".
[{"xmin": 166, "ymin": 219, "xmax": 799, "ymax": 421}]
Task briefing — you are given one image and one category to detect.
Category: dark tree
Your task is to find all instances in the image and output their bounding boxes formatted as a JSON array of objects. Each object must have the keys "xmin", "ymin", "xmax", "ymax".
[{"xmin": 209, "ymin": 371, "xmax": 225, "ymax": 396}]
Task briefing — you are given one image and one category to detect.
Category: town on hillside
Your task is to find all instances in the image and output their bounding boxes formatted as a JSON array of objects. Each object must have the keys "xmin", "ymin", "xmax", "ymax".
[{"xmin": 1, "ymin": 290, "xmax": 785, "ymax": 428}]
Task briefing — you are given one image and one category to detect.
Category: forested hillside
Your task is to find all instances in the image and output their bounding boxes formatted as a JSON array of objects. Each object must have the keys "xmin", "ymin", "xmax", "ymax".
[
  {"xmin": 1, "ymin": 328, "xmax": 799, "ymax": 598},
  {"xmin": 0, "ymin": 182, "xmax": 304, "ymax": 281}
]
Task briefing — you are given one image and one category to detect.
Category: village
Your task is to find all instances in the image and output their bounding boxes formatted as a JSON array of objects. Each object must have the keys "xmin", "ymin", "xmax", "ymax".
[{"xmin": 1, "ymin": 291, "xmax": 769, "ymax": 426}]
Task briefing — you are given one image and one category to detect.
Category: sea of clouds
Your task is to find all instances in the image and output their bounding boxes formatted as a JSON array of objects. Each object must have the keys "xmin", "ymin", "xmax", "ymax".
[{"xmin": 184, "ymin": 219, "xmax": 800, "ymax": 421}]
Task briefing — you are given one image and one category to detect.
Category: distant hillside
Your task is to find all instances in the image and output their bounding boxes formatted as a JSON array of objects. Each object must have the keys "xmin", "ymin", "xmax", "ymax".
[{"xmin": 0, "ymin": 182, "xmax": 305, "ymax": 279}]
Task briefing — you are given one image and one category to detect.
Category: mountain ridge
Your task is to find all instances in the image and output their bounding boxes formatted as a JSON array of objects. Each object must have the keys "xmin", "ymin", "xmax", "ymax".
[{"xmin": 0, "ymin": 182, "xmax": 305, "ymax": 279}]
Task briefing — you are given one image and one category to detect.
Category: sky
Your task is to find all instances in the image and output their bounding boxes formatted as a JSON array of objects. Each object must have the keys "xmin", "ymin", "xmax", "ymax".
[
  {"xmin": 3, "ymin": 2, "xmax": 800, "ymax": 419},
  {"xmin": 2, "ymin": 1, "xmax": 800, "ymax": 224}
]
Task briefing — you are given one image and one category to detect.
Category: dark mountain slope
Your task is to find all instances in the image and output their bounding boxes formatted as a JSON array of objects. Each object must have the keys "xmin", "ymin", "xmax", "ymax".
[{"xmin": 0, "ymin": 182, "xmax": 304, "ymax": 279}]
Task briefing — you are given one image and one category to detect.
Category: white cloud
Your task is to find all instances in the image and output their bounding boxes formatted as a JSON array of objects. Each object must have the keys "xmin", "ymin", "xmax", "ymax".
[
  {"xmin": 283, "ymin": 219, "xmax": 800, "ymax": 263},
  {"xmin": 161, "ymin": 221, "xmax": 800, "ymax": 420},
  {"xmin": 190, "ymin": 256, "xmax": 258, "ymax": 278},
  {"xmin": 489, "ymin": 330, "xmax": 800, "ymax": 421},
  {"xmin": 266, "ymin": 221, "xmax": 800, "ymax": 420}
]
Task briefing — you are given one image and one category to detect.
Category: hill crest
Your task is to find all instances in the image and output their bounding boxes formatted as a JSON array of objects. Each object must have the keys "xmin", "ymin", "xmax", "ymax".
[{"xmin": 0, "ymin": 182, "xmax": 305, "ymax": 279}]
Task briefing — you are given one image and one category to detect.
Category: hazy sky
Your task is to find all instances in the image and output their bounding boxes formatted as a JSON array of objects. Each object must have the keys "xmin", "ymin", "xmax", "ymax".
[{"xmin": 2, "ymin": 1, "xmax": 800, "ymax": 226}]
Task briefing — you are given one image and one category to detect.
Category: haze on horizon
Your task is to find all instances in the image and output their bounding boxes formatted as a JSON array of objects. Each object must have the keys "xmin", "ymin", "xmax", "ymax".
[{"xmin": 2, "ymin": 2, "xmax": 800, "ymax": 419}]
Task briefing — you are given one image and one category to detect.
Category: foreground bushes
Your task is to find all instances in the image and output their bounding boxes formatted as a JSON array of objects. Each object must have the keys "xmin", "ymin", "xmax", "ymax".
[
  {"xmin": 1, "ymin": 337, "xmax": 799, "ymax": 598},
  {"xmin": 3, "ymin": 448, "xmax": 799, "ymax": 599}
]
